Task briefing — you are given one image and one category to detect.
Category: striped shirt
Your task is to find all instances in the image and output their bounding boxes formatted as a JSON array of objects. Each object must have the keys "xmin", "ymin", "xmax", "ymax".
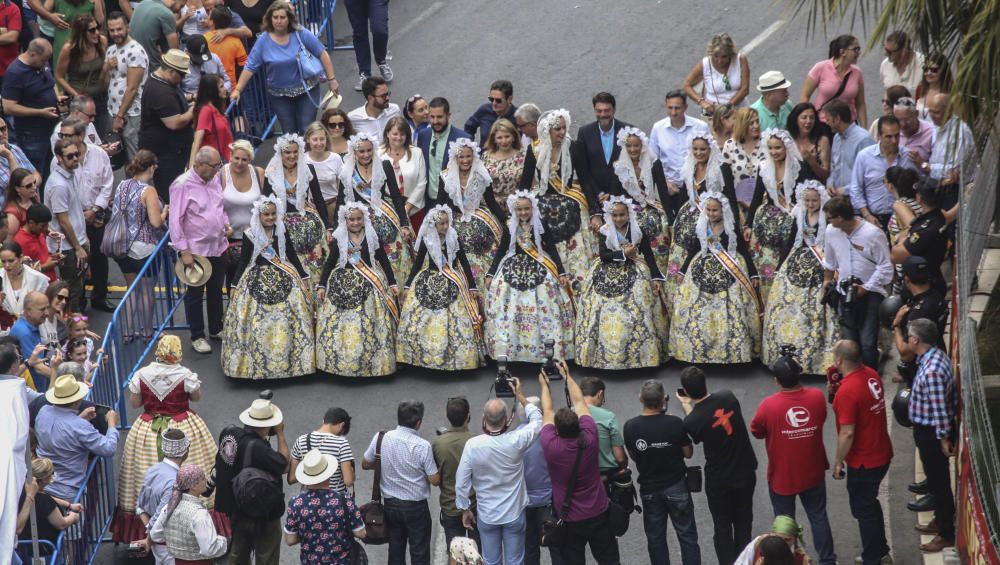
[
  {"xmin": 364, "ymin": 426, "xmax": 438, "ymax": 501},
  {"xmin": 291, "ymin": 432, "xmax": 355, "ymax": 492},
  {"xmin": 909, "ymin": 347, "xmax": 957, "ymax": 438}
]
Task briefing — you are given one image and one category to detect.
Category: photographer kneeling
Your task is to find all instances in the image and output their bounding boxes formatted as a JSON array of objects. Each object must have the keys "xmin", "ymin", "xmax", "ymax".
[{"xmin": 822, "ymin": 196, "xmax": 894, "ymax": 369}]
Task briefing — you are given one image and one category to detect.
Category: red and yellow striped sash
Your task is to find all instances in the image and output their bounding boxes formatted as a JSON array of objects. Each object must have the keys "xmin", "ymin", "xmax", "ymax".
[
  {"xmin": 441, "ymin": 265, "xmax": 483, "ymax": 342},
  {"xmin": 549, "ymin": 177, "xmax": 589, "ymax": 214},
  {"xmin": 808, "ymin": 244, "xmax": 825, "ymax": 265},
  {"xmin": 710, "ymin": 247, "xmax": 764, "ymax": 315},
  {"xmin": 353, "ymin": 261, "xmax": 399, "ymax": 324},
  {"xmin": 472, "ymin": 206, "xmax": 503, "ymax": 241},
  {"xmin": 520, "ymin": 243, "xmax": 575, "ymax": 312},
  {"xmin": 267, "ymin": 254, "xmax": 309, "ymax": 294}
]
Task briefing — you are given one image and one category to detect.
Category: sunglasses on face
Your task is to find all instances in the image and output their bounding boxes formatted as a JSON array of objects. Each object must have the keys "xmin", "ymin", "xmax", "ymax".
[
  {"xmin": 488, "ymin": 97, "xmax": 505, "ymax": 104},
  {"xmin": 55, "ymin": 294, "xmax": 69, "ymax": 300},
  {"xmin": 71, "ymin": 315, "xmax": 89, "ymax": 323},
  {"xmin": 924, "ymin": 67, "xmax": 940, "ymax": 72},
  {"xmin": 62, "ymin": 151, "xmax": 80, "ymax": 160},
  {"xmin": 327, "ymin": 121, "xmax": 345, "ymax": 129},
  {"xmin": 19, "ymin": 181, "xmax": 37, "ymax": 189},
  {"xmin": 87, "ymin": 26, "xmax": 99, "ymax": 33},
  {"xmin": 58, "ymin": 132, "xmax": 79, "ymax": 138}
]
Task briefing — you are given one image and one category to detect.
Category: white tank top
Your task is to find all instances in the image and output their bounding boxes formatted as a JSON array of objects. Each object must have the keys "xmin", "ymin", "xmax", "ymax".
[
  {"xmin": 222, "ymin": 164, "xmax": 262, "ymax": 239},
  {"xmin": 702, "ymin": 53, "xmax": 746, "ymax": 107}
]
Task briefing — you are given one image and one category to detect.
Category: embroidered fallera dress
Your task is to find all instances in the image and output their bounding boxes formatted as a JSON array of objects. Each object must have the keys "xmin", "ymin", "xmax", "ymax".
[
  {"xmin": 262, "ymin": 166, "xmax": 330, "ymax": 284},
  {"xmin": 434, "ymin": 174, "xmax": 506, "ymax": 292},
  {"xmin": 483, "ymin": 150, "xmax": 526, "ymax": 205}
]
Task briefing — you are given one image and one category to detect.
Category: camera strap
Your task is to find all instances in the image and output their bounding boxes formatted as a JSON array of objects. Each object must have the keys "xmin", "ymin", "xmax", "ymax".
[{"xmin": 482, "ymin": 408, "xmax": 517, "ymax": 436}]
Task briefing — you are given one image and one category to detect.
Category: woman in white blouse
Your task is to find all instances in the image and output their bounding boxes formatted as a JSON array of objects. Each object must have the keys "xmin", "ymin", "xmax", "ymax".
[
  {"xmin": 380, "ymin": 116, "xmax": 427, "ymax": 226},
  {"xmin": 304, "ymin": 121, "xmax": 343, "ymax": 221},
  {"xmin": 0, "ymin": 240, "xmax": 49, "ymax": 327},
  {"xmin": 220, "ymin": 140, "xmax": 264, "ymax": 289},
  {"xmin": 683, "ymin": 33, "xmax": 751, "ymax": 116}
]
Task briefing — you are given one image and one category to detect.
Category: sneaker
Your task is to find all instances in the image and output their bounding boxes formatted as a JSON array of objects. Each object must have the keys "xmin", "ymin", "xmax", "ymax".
[
  {"xmin": 378, "ymin": 63, "xmax": 393, "ymax": 82},
  {"xmin": 192, "ymin": 338, "xmax": 212, "ymax": 354},
  {"xmin": 353, "ymin": 73, "xmax": 368, "ymax": 92},
  {"xmin": 208, "ymin": 332, "xmax": 223, "ymax": 341},
  {"xmin": 855, "ymin": 555, "xmax": 893, "ymax": 564}
]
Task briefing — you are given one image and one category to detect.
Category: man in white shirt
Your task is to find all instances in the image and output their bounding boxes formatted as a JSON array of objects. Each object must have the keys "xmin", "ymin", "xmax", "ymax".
[
  {"xmin": 913, "ymin": 93, "xmax": 977, "ymax": 212},
  {"xmin": 49, "ymin": 95, "xmax": 102, "ymax": 151},
  {"xmin": 106, "ymin": 13, "xmax": 149, "ymax": 160},
  {"xmin": 347, "ymin": 75, "xmax": 400, "ymax": 145},
  {"xmin": 649, "ymin": 89, "xmax": 709, "ymax": 210},
  {"xmin": 821, "ymin": 196, "xmax": 894, "ymax": 368},
  {"xmin": 456, "ymin": 377, "xmax": 545, "ymax": 565},
  {"xmin": 879, "ymin": 30, "xmax": 924, "ymax": 92}
]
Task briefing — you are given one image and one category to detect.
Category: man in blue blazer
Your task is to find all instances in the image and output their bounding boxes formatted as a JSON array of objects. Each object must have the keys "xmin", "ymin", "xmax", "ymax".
[
  {"xmin": 417, "ymin": 96, "xmax": 472, "ymax": 205},
  {"xmin": 572, "ymin": 92, "xmax": 634, "ymax": 230}
]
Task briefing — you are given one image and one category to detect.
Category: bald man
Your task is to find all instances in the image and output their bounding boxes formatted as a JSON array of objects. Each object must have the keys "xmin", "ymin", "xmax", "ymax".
[
  {"xmin": 9, "ymin": 291, "xmax": 57, "ymax": 391},
  {"xmin": 455, "ymin": 377, "xmax": 544, "ymax": 565},
  {"xmin": 2, "ymin": 38, "xmax": 62, "ymax": 178},
  {"xmin": 914, "ymin": 93, "xmax": 976, "ymax": 212}
]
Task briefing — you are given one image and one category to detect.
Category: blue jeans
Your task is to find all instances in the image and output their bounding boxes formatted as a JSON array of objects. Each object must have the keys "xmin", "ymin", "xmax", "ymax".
[
  {"xmin": 768, "ymin": 480, "xmax": 836, "ymax": 565},
  {"xmin": 268, "ymin": 87, "xmax": 319, "ymax": 135},
  {"xmin": 847, "ymin": 464, "xmax": 890, "ymax": 564},
  {"xmin": 478, "ymin": 510, "xmax": 525, "ymax": 565},
  {"xmin": 839, "ymin": 291, "xmax": 883, "ymax": 369},
  {"xmin": 640, "ymin": 479, "xmax": 700, "ymax": 565},
  {"xmin": 16, "ymin": 127, "xmax": 52, "ymax": 180},
  {"xmin": 344, "ymin": 0, "xmax": 389, "ymax": 76}
]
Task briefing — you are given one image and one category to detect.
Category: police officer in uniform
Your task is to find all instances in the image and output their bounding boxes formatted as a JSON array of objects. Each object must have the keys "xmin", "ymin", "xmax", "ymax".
[
  {"xmin": 892, "ymin": 256, "xmax": 949, "ymax": 359},
  {"xmin": 891, "ymin": 179, "xmax": 949, "ymax": 291}
]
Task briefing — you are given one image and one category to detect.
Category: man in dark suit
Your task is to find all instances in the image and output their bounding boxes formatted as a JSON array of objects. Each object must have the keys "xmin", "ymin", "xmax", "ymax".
[
  {"xmin": 463, "ymin": 79, "xmax": 517, "ymax": 148},
  {"xmin": 573, "ymin": 92, "xmax": 634, "ymax": 230},
  {"xmin": 417, "ymin": 97, "xmax": 472, "ymax": 204}
]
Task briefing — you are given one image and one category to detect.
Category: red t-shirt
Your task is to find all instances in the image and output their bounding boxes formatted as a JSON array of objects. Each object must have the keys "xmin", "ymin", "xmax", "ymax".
[
  {"xmin": 14, "ymin": 227, "xmax": 57, "ymax": 282},
  {"xmin": 196, "ymin": 105, "xmax": 233, "ymax": 161},
  {"xmin": 832, "ymin": 365, "xmax": 894, "ymax": 469},
  {"xmin": 0, "ymin": 2, "xmax": 21, "ymax": 76},
  {"xmin": 750, "ymin": 388, "xmax": 829, "ymax": 496}
]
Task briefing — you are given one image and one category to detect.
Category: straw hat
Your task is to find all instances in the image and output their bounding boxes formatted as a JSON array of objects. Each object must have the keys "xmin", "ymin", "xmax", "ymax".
[
  {"xmin": 45, "ymin": 374, "xmax": 90, "ymax": 405},
  {"xmin": 175, "ymin": 255, "xmax": 213, "ymax": 287},
  {"xmin": 239, "ymin": 398, "xmax": 283, "ymax": 428},
  {"xmin": 162, "ymin": 49, "xmax": 191, "ymax": 74},
  {"xmin": 295, "ymin": 449, "xmax": 339, "ymax": 486},
  {"xmin": 321, "ymin": 90, "xmax": 342, "ymax": 110}
]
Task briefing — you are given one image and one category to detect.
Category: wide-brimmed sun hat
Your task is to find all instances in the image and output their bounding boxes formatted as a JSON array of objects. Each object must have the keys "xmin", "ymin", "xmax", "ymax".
[
  {"xmin": 295, "ymin": 449, "xmax": 339, "ymax": 485},
  {"xmin": 239, "ymin": 398, "xmax": 283, "ymax": 428}
]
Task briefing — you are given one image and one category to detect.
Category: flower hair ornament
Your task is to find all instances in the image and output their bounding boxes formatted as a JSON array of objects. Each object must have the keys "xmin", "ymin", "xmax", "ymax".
[
  {"xmin": 264, "ymin": 133, "xmax": 313, "ymax": 213},
  {"xmin": 613, "ymin": 127, "xmax": 657, "ymax": 208},
  {"xmin": 337, "ymin": 132, "xmax": 386, "ymax": 213},
  {"xmin": 534, "ymin": 109, "xmax": 573, "ymax": 194},
  {"xmin": 601, "ymin": 196, "xmax": 642, "ymax": 252},
  {"xmin": 680, "ymin": 132, "xmax": 725, "ymax": 210},
  {"xmin": 443, "ymin": 138, "xmax": 492, "ymax": 222},
  {"xmin": 247, "ymin": 195, "xmax": 287, "ymax": 264},
  {"xmin": 332, "ymin": 202, "xmax": 379, "ymax": 268},
  {"xmin": 504, "ymin": 190, "xmax": 545, "ymax": 258},
  {"xmin": 759, "ymin": 128, "xmax": 803, "ymax": 211},
  {"xmin": 792, "ymin": 179, "xmax": 830, "ymax": 248},
  {"xmin": 695, "ymin": 191, "xmax": 737, "ymax": 255},
  {"xmin": 415, "ymin": 204, "xmax": 459, "ymax": 270}
]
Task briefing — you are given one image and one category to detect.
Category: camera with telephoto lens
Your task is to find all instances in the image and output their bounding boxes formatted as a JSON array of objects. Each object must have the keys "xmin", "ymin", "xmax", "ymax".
[
  {"xmin": 839, "ymin": 276, "xmax": 863, "ymax": 305},
  {"xmin": 541, "ymin": 338, "xmax": 562, "ymax": 380},
  {"xmin": 494, "ymin": 355, "xmax": 515, "ymax": 398},
  {"xmin": 778, "ymin": 343, "xmax": 797, "ymax": 358}
]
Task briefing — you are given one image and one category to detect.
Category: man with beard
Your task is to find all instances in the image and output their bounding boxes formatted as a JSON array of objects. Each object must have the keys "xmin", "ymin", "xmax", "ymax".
[{"xmin": 347, "ymin": 75, "xmax": 400, "ymax": 144}]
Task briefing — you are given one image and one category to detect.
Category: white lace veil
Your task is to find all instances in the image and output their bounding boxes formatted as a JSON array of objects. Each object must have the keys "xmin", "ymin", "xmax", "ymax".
[
  {"xmin": 247, "ymin": 195, "xmax": 287, "ymax": 264},
  {"xmin": 332, "ymin": 201, "xmax": 379, "ymax": 268},
  {"xmin": 264, "ymin": 134, "xmax": 313, "ymax": 213},
  {"xmin": 534, "ymin": 109, "xmax": 573, "ymax": 194},
  {"xmin": 695, "ymin": 191, "xmax": 737, "ymax": 255},
  {"xmin": 416, "ymin": 204, "xmax": 459, "ymax": 270},
  {"xmin": 337, "ymin": 133, "xmax": 387, "ymax": 215},
  {"xmin": 612, "ymin": 127, "xmax": 657, "ymax": 207},
  {"xmin": 442, "ymin": 138, "xmax": 492, "ymax": 222},
  {"xmin": 681, "ymin": 132, "xmax": 725, "ymax": 210},
  {"xmin": 792, "ymin": 180, "xmax": 829, "ymax": 248},
  {"xmin": 758, "ymin": 128, "xmax": 803, "ymax": 211},
  {"xmin": 601, "ymin": 196, "xmax": 642, "ymax": 251},
  {"xmin": 504, "ymin": 190, "xmax": 544, "ymax": 258}
]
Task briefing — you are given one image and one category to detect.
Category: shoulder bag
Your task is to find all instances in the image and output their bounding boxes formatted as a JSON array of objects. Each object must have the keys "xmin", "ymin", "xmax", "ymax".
[
  {"xmin": 540, "ymin": 435, "xmax": 585, "ymax": 547},
  {"xmin": 101, "ymin": 179, "xmax": 143, "ymax": 258},
  {"xmin": 294, "ymin": 30, "xmax": 325, "ymax": 108},
  {"xmin": 359, "ymin": 431, "xmax": 389, "ymax": 545}
]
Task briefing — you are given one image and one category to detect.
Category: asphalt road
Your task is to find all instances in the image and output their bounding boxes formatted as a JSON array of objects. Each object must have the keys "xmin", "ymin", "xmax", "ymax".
[{"xmin": 90, "ymin": 0, "xmax": 931, "ymax": 563}]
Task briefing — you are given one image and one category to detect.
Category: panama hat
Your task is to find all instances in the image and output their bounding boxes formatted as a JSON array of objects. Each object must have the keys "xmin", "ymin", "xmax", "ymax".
[
  {"xmin": 45, "ymin": 374, "xmax": 90, "ymax": 405},
  {"xmin": 321, "ymin": 90, "xmax": 342, "ymax": 110},
  {"xmin": 162, "ymin": 49, "xmax": 191, "ymax": 74},
  {"xmin": 757, "ymin": 70, "xmax": 792, "ymax": 92},
  {"xmin": 295, "ymin": 449, "xmax": 339, "ymax": 486},
  {"xmin": 239, "ymin": 398, "xmax": 283, "ymax": 428},
  {"xmin": 175, "ymin": 255, "xmax": 213, "ymax": 287}
]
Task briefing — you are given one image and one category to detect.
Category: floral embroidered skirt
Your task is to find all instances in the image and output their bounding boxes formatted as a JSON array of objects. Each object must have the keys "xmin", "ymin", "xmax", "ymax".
[
  {"xmin": 575, "ymin": 260, "xmax": 667, "ymax": 369},
  {"xmin": 285, "ymin": 209, "xmax": 328, "ymax": 287},
  {"xmin": 455, "ymin": 214, "xmax": 500, "ymax": 292},
  {"xmin": 222, "ymin": 263, "xmax": 316, "ymax": 379},
  {"xmin": 396, "ymin": 269, "xmax": 483, "ymax": 370},
  {"xmin": 485, "ymin": 253, "xmax": 574, "ymax": 363},
  {"xmin": 763, "ymin": 246, "xmax": 838, "ymax": 374},
  {"xmin": 669, "ymin": 251, "xmax": 761, "ymax": 363},
  {"xmin": 750, "ymin": 204, "xmax": 794, "ymax": 304},
  {"xmin": 664, "ymin": 205, "xmax": 700, "ymax": 307},
  {"xmin": 537, "ymin": 192, "xmax": 595, "ymax": 293},
  {"xmin": 372, "ymin": 212, "xmax": 413, "ymax": 288},
  {"xmin": 316, "ymin": 266, "xmax": 397, "ymax": 377},
  {"xmin": 637, "ymin": 205, "xmax": 672, "ymax": 279}
]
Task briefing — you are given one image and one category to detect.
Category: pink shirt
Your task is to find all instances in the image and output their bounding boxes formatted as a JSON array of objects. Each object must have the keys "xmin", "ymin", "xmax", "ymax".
[
  {"xmin": 169, "ymin": 170, "xmax": 230, "ymax": 257},
  {"xmin": 900, "ymin": 119, "xmax": 935, "ymax": 162},
  {"xmin": 808, "ymin": 59, "xmax": 864, "ymax": 123}
]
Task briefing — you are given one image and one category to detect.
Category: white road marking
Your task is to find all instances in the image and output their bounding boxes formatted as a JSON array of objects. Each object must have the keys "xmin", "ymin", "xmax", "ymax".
[
  {"xmin": 389, "ymin": 1, "xmax": 446, "ymax": 46},
  {"xmin": 433, "ymin": 519, "xmax": 447, "ymax": 565},
  {"xmin": 742, "ymin": 20, "xmax": 788, "ymax": 55}
]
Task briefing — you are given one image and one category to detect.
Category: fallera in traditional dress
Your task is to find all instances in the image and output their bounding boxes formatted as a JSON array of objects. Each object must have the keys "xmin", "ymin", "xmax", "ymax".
[
  {"xmin": 262, "ymin": 165, "xmax": 331, "ymax": 286},
  {"xmin": 435, "ymin": 175, "xmax": 505, "ymax": 292},
  {"xmin": 746, "ymin": 167, "xmax": 812, "ymax": 303}
]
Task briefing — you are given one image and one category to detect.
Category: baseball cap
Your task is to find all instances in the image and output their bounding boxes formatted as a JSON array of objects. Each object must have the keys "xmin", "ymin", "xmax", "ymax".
[
  {"xmin": 901, "ymin": 255, "xmax": 930, "ymax": 278},
  {"xmin": 186, "ymin": 35, "xmax": 211, "ymax": 64}
]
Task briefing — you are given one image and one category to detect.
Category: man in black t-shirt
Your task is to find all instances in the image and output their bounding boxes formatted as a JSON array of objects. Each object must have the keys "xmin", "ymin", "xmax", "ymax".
[
  {"xmin": 623, "ymin": 379, "xmax": 700, "ymax": 565},
  {"xmin": 677, "ymin": 367, "xmax": 757, "ymax": 565},
  {"xmin": 139, "ymin": 48, "xmax": 195, "ymax": 202}
]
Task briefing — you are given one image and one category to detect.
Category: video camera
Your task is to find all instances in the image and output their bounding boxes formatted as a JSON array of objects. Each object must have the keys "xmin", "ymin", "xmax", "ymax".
[{"xmin": 494, "ymin": 355, "xmax": 515, "ymax": 398}]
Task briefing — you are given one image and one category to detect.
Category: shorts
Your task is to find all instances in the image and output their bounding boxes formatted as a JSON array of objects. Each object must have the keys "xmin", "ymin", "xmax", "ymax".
[{"xmin": 114, "ymin": 255, "xmax": 153, "ymax": 276}]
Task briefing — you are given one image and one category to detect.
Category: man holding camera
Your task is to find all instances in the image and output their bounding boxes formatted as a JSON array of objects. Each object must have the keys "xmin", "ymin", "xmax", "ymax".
[
  {"xmin": 456, "ymin": 377, "xmax": 544, "ymax": 565},
  {"xmin": 822, "ymin": 196, "xmax": 894, "ymax": 369}
]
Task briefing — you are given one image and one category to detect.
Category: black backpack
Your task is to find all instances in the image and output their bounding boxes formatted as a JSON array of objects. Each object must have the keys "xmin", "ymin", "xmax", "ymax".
[{"xmin": 230, "ymin": 437, "xmax": 286, "ymax": 520}]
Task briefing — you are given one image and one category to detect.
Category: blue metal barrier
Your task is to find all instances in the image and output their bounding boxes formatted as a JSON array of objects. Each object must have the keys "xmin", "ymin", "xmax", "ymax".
[{"xmin": 15, "ymin": 539, "xmax": 56, "ymax": 564}]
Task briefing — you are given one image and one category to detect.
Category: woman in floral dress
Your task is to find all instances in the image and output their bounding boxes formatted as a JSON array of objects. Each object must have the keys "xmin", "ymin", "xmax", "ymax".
[
  {"xmin": 670, "ymin": 192, "xmax": 761, "ymax": 363},
  {"xmin": 222, "ymin": 196, "xmax": 315, "ymax": 379},
  {"xmin": 576, "ymin": 197, "xmax": 668, "ymax": 369},
  {"xmin": 433, "ymin": 138, "xmax": 506, "ymax": 291},
  {"xmin": 315, "ymin": 202, "xmax": 398, "ymax": 377},
  {"xmin": 763, "ymin": 180, "xmax": 838, "ymax": 373},
  {"xmin": 261, "ymin": 134, "xmax": 331, "ymax": 284},
  {"xmin": 518, "ymin": 109, "xmax": 595, "ymax": 292},
  {"xmin": 722, "ymin": 107, "xmax": 765, "ymax": 208},
  {"xmin": 484, "ymin": 190, "xmax": 574, "ymax": 362},
  {"xmin": 338, "ymin": 132, "xmax": 414, "ymax": 286},
  {"xmin": 745, "ymin": 129, "xmax": 814, "ymax": 303},
  {"xmin": 396, "ymin": 205, "xmax": 484, "ymax": 371},
  {"xmin": 482, "ymin": 118, "xmax": 525, "ymax": 204}
]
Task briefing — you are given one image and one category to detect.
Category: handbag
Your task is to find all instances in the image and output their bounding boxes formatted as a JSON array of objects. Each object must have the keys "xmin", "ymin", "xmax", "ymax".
[
  {"xmin": 359, "ymin": 431, "xmax": 389, "ymax": 545},
  {"xmin": 685, "ymin": 465, "xmax": 703, "ymax": 493},
  {"xmin": 100, "ymin": 179, "xmax": 143, "ymax": 258},
  {"xmin": 295, "ymin": 30, "xmax": 325, "ymax": 108},
  {"xmin": 540, "ymin": 435, "xmax": 585, "ymax": 548}
]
